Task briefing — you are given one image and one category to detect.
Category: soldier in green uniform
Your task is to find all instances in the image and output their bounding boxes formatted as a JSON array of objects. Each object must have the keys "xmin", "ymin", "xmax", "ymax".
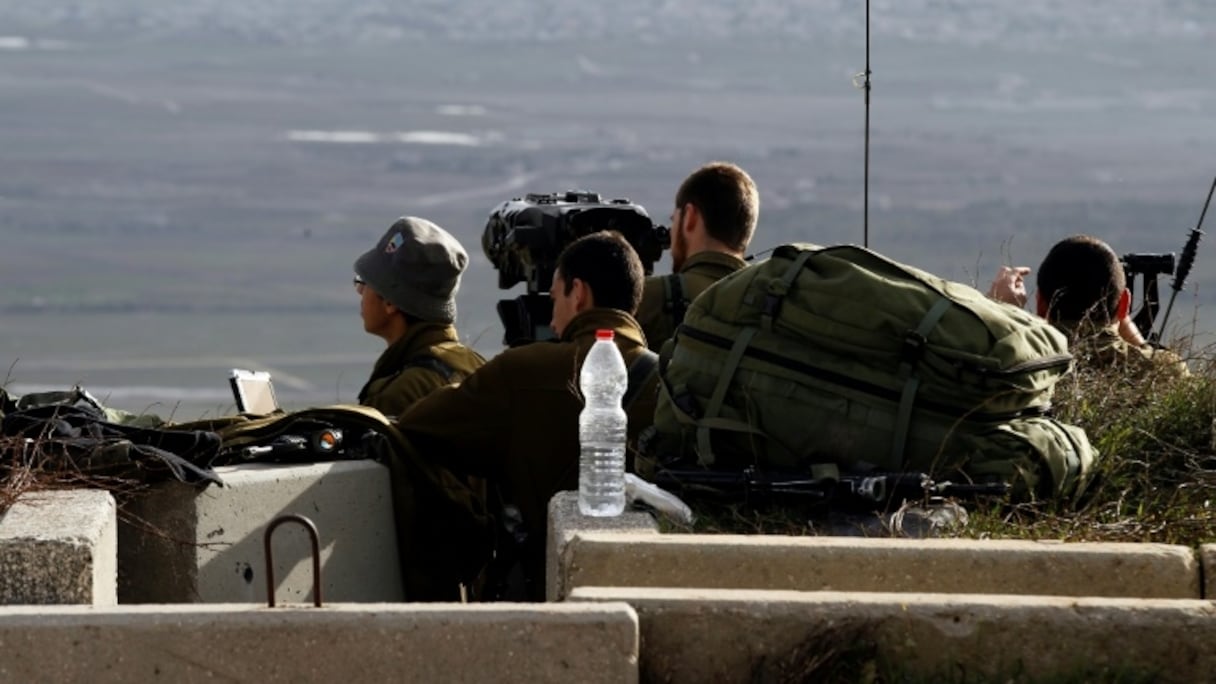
[
  {"xmin": 394, "ymin": 231, "xmax": 658, "ymax": 600},
  {"xmin": 635, "ymin": 162, "xmax": 759, "ymax": 350},
  {"xmin": 989, "ymin": 235, "xmax": 1188, "ymax": 377},
  {"xmin": 353, "ymin": 217, "xmax": 486, "ymax": 417}
]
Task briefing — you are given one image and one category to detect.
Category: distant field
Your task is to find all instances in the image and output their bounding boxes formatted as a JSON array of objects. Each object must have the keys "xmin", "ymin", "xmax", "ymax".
[{"xmin": 2, "ymin": 33, "xmax": 1214, "ymax": 417}]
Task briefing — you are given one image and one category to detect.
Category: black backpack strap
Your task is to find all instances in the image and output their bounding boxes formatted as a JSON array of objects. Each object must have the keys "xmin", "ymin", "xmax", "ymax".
[
  {"xmin": 359, "ymin": 354, "xmax": 460, "ymax": 403},
  {"xmin": 401, "ymin": 355, "xmax": 459, "ymax": 384},
  {"xmin": 663, "ymin": 273, "xmax": 690, "ymax": 328},
  {"xmin": 623, "ymin": 350, "xmax": 660, "ymax": 411}
]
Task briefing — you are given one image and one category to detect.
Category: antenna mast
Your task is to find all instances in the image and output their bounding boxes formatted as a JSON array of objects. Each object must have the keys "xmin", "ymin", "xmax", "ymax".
[{"xmin": 862, "ymin": 0, "xmax": 871, "ymax": 247}]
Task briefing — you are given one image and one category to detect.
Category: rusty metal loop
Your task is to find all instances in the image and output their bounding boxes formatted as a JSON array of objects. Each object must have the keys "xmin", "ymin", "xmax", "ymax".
[{"xmin": 263, "ymin": 513, "xmax": 323, "ymax": 608}]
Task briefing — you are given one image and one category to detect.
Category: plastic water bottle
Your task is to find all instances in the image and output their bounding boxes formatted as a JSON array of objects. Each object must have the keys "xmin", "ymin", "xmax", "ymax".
[{"xmin": 578, "ymin": 329, "xmax": 628, "ymax": 516}]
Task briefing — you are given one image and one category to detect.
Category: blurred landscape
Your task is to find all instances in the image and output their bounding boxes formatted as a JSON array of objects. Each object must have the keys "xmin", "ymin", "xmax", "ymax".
[{"xmin": 1, "ymin": 0, "xmax": 1213, "ymax": 419}]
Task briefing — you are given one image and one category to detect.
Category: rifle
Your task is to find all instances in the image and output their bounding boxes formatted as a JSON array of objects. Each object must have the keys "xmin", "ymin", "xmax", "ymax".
[
  {"xmin": 651, "ymin": 466, "xmax": 1009, "ymax": 509},
  {"xmin": 1151, "ymin": 175, "xmax": 1216, "ymax": 344}
]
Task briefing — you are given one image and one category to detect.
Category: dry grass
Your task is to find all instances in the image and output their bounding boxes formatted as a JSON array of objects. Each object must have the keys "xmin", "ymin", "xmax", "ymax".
[
  {"xmin": 970, "ymin": 339, "xmax": 1216, "ymax": 547},
  {"xmin": 0, "ymin": 433, "xmax": 150, "ymax": 513}
]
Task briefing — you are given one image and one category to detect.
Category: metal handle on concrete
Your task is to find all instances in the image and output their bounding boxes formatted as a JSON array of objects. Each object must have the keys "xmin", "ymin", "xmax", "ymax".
[{"xmin": 263, "ymin": 513, "xmax": 323, "ymax": 608}]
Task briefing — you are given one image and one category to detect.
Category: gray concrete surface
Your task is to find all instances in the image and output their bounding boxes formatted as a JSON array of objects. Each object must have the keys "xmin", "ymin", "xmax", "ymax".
[
  {"xmin": 560, "ymin": 533, "xmax": 1200, "ymax": 599},
  {"xmin": 0, "ymin": 490, "xmax": 116, "ymax": 605},
  {"xmin": 570, "ymin": 586, "xmax": 1216, "ymax": 684},
  {"xmin": 119, "ymin": 460, "xmax": 402, "ymax": 604},
  {"xmin": 0, "ymin": 602, "xmax": 639, "ymax": 683},
  {"xmin": 547, "ymin": 491, "xmax": 659, "ymax": 601}
]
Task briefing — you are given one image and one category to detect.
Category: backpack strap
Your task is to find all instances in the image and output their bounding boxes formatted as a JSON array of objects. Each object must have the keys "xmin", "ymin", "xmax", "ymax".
[
  {"xmin": 360, "ymin": 355, "xmax": 460, "ymax": 403},
  {"xmin": 401, "ymin": 355, "xmax": 459, "ymax": 384},
  {"xmin": 696, "ymin": 326, "xmax": 759, "ymax": 466},
  {"xmin": 663, "ymin": 273, "xmax": 690, "ymax": 328},
  {"xmin": 623, "ymin": 350, "xmax": 659, "ymax": 411},
  {"xmin": 762, "ymin": 249, "xmax": 815, "ymax": 331},
  {"xmin": 891, "ymin": 297, "xmax": 952, "ymax": 466}
]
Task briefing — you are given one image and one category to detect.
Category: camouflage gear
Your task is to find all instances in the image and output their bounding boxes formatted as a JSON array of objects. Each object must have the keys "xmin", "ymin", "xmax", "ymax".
[
  {"xmin": 1055, "ymin": 320, "xmax": 1189, "ymax": 379},
  {"xmin": 637, "ymin": 251, "xmax": 748, "ymax": 351},
  {"xmin": 395, "ymin": 308, "xmax": 658, "ymax": 599},
  {"xmin": 358, "ymin": 322, "xmax": 485, "ymax": 417}
]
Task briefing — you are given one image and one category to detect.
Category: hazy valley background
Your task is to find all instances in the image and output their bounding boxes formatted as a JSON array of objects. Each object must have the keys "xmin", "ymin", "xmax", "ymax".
[{"xmin": 1, "ymin": 0, "xmax": 1213, "ymax": 420}]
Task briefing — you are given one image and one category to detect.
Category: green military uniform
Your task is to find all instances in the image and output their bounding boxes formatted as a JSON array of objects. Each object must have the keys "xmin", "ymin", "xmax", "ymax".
[
  {"xmin": 395, "ymin": 308, "xmax": 658, "ymax": 599},
  {"xmin": 358, "ymin": 322, "xmax": 486, "ymax": 417},
  {"xmin": 1055, "ymin": 320, "xmax": 1189, "ymax": 378},
  {"xmin": 636, "ymin": 251, "xmax": 748, "ymax": 351}
]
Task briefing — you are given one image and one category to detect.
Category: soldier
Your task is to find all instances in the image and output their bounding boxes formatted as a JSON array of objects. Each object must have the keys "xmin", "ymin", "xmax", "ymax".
[
  {"xmin": 636, "ymin": 161, "xmax": 759, "ymax": 350},
  {"xmin": 394, "ymin": 231, "xmax": 658, "ymax": 600},
  {"xmin": 988, "ymin": 235, "xmax": 1188, "ymax": 377},
  {"xmin": 353, "ymin": 217, "xmax": 486, "ymax": 417}
]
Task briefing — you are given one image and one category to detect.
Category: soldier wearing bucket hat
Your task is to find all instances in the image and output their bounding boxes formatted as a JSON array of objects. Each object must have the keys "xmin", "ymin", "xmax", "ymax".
[{"xmin": 353, "ymin": 217, "xmax": 485, "ymax": 417}]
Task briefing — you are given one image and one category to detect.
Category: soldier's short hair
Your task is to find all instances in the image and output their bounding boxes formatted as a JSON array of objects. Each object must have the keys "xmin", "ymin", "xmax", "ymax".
[
  {"xmin": 675, "ymin": 161, "xmax": 759, "ymax": 253},
  {"xmin": 556, "ymin": 232, "xmax": 644, "ymax": 315},
  {"xmin": 1037, "ymin": 235, "xmax": 1125, "ymax": 324}
]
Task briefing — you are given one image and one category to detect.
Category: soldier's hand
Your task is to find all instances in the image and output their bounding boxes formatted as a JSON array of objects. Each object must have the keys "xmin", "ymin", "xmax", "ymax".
[
  {"xmin": 987, "ymin": 266, "xmax": 1031, "ymax": 308},
  {"xmin": 1118, "ymin": 316, "xmax": 1147, "ymax": 347}
]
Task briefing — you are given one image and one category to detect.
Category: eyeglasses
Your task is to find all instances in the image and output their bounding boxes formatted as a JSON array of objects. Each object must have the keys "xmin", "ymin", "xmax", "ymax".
[{"xmin": 352, "ymin": 275, "xmax": 366, "ymax": 291}]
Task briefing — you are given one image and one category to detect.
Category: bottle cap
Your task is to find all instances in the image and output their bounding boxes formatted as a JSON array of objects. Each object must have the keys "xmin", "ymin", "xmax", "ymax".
[{"xmin": 595, "ymin": 329, "xmax": 615, "ymax": 340}]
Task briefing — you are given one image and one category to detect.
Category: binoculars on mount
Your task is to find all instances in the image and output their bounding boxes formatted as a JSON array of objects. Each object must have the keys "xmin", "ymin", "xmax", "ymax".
[{"xmin": 1121, "ymin": 252, "xmax": 1175, "ymax": 278}]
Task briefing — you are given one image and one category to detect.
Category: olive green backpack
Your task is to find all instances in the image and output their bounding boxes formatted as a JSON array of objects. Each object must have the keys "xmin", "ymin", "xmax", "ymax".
[{"xmin": 642, "ymin": 243, "xmax": 1099, "ymax": 499}]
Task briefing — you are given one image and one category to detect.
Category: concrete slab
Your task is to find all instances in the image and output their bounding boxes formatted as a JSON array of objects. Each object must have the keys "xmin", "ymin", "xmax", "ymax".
[
  {"xmin": 119, "ymin": 460, "xmax": 403, "ymax": 604},
  {"xmin": 0, "ymin": 490, "xmax": 116, "ymax": 605},
  {"xmin": 547, "ymin": 491, "xmax": 659, "ymax": 601},
  {"xmin": 1202, "ymin": 544, "xmax": 1216, "ymax": 599},
  {"xmin": 570, "ymin": 586, "xmax": 1216, "ymax": 684},
  {"xmin": 0, "ymin": 602, "xmax": 639, "ymax": 683},
  {"xmin": 560, "ymin": 533, "xmax": 1200, "ymax": 599}
]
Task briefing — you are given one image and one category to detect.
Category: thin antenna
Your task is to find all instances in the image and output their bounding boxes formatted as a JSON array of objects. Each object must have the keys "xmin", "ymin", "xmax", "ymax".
[
  {"xmin": 1153, "ymin": 175, "xmax": 1216, "ymax": 343},
  {"xmin": 861, "ymin": 0, "xmax": 873, "ymax": 248}
]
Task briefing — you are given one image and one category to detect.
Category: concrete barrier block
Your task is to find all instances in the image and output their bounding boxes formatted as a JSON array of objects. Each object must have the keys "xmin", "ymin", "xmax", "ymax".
[
  {"xmin": 1202, "ymin": 544, "xmax": 1216, "ymax": 598},
  {"xmin": 562, "ymin": 533, "xmax": 1200, "ymax": 599},
  {"xmin": 0, "ymin": 490, "xmax": 116, "ymax": 605},
  {"xmin": 571, "ymin": 586, "xmax": 1216, "ymax": 684},
  {"xmin": 0, "ymin": 602, "xmax": 639, "ymax": 683},
  {"xmin": 119, "ymin": 460, "xmax": 403, "ymax": 604},
  {"xmin": 547, "ymin": 491, "xmax": 659, "ymax": 601}
]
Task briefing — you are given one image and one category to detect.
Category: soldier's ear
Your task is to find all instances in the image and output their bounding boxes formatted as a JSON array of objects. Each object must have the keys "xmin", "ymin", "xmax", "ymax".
[
  {"xmin": 682, "ymin": 203, "xmax": 702, "ymax": 233},
  {"xmin": 1115, "ymin": 288, "xmax": 1131, "ymax": 320},
  {"xmin": 572, "ymin": 277, "xmax": 594, "ymax": 311},
  {"xmin": 1035, "ymin": 290, "xmax": 1048, "ymax": 318}
]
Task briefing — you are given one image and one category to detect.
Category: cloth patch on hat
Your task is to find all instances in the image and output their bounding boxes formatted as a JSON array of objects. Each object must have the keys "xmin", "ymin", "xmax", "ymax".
[{"xmin": 385, "ymin": 232, "xmax": 405, "ymax": 253}]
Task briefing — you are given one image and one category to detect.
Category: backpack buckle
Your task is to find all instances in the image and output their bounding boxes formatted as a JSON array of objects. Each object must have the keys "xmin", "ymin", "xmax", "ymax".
[
  {"xmin": 900, "ymin": 331, "xmax": 927, "ymax": 364},
  {"xmin": 761, "ymin": 293, "xmax": 783, "ymax": 318}
]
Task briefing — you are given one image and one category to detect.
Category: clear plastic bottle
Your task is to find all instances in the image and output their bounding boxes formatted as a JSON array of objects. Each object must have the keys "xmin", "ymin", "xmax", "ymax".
[{"xmin": 578, "ymin": 329, "xmax": 628, "ymax": 516}]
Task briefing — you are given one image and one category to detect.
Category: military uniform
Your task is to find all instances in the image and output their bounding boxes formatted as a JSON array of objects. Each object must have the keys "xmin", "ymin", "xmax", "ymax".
[
  {"xmin": 1055, "ymin": 320, "xmax": 1189, "ymax": 378},
  {"xmin": 636, "ymin": 251, "xmax": 748, "ymax": 351},
  {"xmin": 358, "ymin": 322, "xmax": 485, "ymax": 417},
  {"xmin": 395, "ymin": 307, "xmax": 658, "ymax": 599}
]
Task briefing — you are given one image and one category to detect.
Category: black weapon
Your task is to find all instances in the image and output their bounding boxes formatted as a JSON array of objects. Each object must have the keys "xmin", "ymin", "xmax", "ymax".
[
  {"xmin": 651, "ymin": 466, "xmax": 1008, "ymax": 509},
  {"xmin": 1152, "ymin": 175, "xmax": 1215, "ymax": 344}
]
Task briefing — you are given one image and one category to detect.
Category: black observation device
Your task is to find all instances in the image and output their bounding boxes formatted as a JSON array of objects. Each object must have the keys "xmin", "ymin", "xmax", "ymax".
[
  {"xmin": 482, "ymin": 191, "xmax": 670, "ymax": 346},
  {"xmin": 1121, "ymin": 252, "xmax": 1176, "ymax": 339}
]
